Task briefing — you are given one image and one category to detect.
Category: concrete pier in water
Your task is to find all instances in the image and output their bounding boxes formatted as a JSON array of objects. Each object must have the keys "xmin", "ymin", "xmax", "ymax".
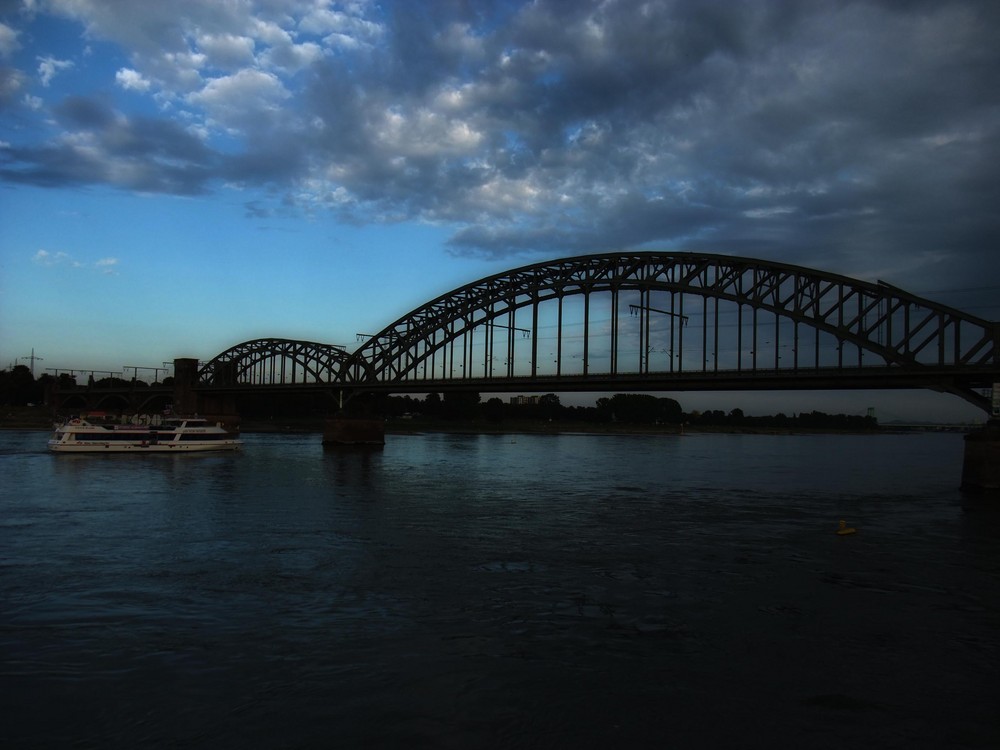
[
  {"xmin": 172, "ymin": 357, "xmax": 239, "ymax": 428},
  {"xmin": 961, "ymin": 421, "xmax": 1000, "ymax": 494},
  {"xmin": 323, "ymin": 416, "xmax": 385, "ymax": 447}
]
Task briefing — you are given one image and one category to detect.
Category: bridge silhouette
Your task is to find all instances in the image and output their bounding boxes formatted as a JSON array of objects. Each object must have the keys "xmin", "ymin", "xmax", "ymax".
[{"xmin": 56, "ymin": 252, "xmax": 1000, "ymax": 415}]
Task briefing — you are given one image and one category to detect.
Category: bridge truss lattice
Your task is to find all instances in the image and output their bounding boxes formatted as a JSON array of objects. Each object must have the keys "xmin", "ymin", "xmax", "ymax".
[{"xmin": 199, "ymin": 338, "xmax": 351, "ymax": 386}]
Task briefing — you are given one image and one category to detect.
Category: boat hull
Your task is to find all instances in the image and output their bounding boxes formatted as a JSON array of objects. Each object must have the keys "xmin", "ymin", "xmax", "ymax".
[
  {"xmin": 48, "ymin": 416, "xmax": 242, "ymax": 454},
  {"xmin": 48, "ymin": 440, "xmax": 241, "ymax": 453}
]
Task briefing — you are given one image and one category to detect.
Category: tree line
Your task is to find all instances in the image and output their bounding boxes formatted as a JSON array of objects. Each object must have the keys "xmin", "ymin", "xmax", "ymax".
[
  {"xmin": 378, "ymin": 392, "xmax": 877, "ymax": 430},
  {"xmin": 1, "ymin": 365, "xmax": 876, "ymax": 429},
  {"xmin": 0, "ymin": 366, "xmax": 171, "ymax": 406}
]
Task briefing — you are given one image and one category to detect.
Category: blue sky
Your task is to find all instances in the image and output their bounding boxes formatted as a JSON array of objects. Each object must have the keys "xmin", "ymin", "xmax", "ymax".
[{"xmin": 1, "ymin": 0, "xmax": 998, "ymax": 421}]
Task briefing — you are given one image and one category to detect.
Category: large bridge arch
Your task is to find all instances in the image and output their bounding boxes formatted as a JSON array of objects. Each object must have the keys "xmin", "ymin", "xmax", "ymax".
[{"xmin": 341, "ymin": 252, "xmax": 999, "ymax": 410}]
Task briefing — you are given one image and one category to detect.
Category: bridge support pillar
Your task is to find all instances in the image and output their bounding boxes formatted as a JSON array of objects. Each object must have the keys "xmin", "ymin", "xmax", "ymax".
[
  {"xmin": 961, "ymin": 421, "xmax": 1000, "ymax": 495},
  {"xmin": 323, "ymin": 415, "xmax": 385, "ymax": 447},
  {"xmin": 173, "ymin": 358, "xmax": 199, "ymax": 415}
]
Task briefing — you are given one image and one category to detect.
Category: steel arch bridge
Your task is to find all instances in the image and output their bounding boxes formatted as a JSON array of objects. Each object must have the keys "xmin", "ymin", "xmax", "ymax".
[
  {"xmin": 198, "ymin": 253, "xmax": 1000, "ymax": 412},
  {"xmin": 199, "ymin": 338, "xmax": 352, "ymax": 386}
]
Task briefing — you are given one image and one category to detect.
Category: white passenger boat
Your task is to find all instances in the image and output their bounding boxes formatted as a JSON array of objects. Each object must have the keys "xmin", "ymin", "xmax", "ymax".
[{"xmin": 48, "ymin": 415, "xmax": 242, "ymax": 453}]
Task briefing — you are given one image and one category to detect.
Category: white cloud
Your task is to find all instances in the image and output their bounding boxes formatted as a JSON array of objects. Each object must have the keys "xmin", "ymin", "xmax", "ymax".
[
  {"xmin": 261, "ymin": 39, "xmax": 324, "ymax": 72},
  {"xmin": 743, "ymin": 206, "xmax": 796, "ymax": 219},
  {"xmin": 33, "ymin": 249, "xmax": 120, "ymax": 274},
  {"xmin": 95, "ymin": 257, "xmax": 119, "ymax": 275},
  {"xmin": 373, "ymin": 106, "xmax": 484, "ymax": 158},
  {"xmin": 196, "ymin": 33, "xmax": 256, "ymax": 71},
  {"xmin": 188, "ymin": 68, "xmax": 290, "ymax": 130},
  {"xmin": 152, "ymin": 49, "xmax": 207, "ymax": 93},
  {"xmin": 0, "ymin": 68, "xmax": 26, "ymax": 104},
  {"xmin": 115, "ymin": 68, "xmax": 151, "ymax": 92},
  {"xmin": 33, "ymin": 249, "xmax": 78, "ymax": 266},
  {"xmin": 251, "ymin": 19, "xmax": 293, "ymax": 49},
  {"xmin": 37, "ymin": 55, "xmax": 74, "ymax": 87},
  {"xmin": 22, "ymin": 94, "xmax": 43, "ymax": 109},
  {"xmin": 0, "ymin": 22, "xmax": 20, "ymax": 59},
  {"xmin": 299, "ymin": 6, "xmax": 384, "ymax": 48}
]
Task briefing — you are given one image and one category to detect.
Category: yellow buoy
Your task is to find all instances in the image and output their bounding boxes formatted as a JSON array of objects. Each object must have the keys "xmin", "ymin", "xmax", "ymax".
[{"xmin": 836, "ymin": 519, "xmax": 857, "ymax": 535}]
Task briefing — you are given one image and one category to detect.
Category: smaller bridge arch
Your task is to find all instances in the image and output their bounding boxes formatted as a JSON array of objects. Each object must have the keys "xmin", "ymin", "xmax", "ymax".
[{"xmin": 199, "ymin": 338, "xmax": 353, "ymax": 386}]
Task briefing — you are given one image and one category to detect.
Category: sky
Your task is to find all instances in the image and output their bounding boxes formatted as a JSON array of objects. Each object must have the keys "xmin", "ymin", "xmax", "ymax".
[{"xmin": 1, "ymin": 0, "xmax": 998, "ymax": 422}]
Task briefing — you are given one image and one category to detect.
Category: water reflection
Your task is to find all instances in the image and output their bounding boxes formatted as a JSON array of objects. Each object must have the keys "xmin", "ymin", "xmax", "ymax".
[
  {"xmin": 1, "ymin": 429, "xmax": 997, "ymax": 749},
  {"xmin": 322, "ymin": 444, "xmax": 383, "ymax": 491}
]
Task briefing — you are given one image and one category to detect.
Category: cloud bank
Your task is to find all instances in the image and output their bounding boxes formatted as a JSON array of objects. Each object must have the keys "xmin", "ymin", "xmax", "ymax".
[{"xmin": 1, "ymin": 0, "xmax": 998, "ymax": 293}]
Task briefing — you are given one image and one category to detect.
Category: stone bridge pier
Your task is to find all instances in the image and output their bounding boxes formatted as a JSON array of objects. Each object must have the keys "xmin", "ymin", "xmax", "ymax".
[
  {"xmin": 173, "ymin": 357, "xmax": 238, "ymax": 425},
  {"xmin": 172, "ymin": 358, "xmax": 199, "ymax": 415}
]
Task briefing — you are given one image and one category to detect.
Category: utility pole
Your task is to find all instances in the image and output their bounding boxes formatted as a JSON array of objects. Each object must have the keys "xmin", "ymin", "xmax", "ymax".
[{"xmin": 21, "ymin": 348, "xmax": 43, "ymax": 376}]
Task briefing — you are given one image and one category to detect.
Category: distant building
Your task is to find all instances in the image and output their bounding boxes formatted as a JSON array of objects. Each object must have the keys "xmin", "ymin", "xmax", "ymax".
[{"xmin": 510, "ymin": 395, "xmax": 539, "ymax": 406}]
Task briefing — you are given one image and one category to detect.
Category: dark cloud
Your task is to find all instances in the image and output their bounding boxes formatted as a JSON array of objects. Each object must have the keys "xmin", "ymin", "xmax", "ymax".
[
  {"xmin": 54, "ymin": 96, "xmax": 116, "ymax": 129},
  {"xmin": 0, "ymin": 66, "xmax": 25, "ymax": 109},
  {"xmin": 1, "ymin": 97, "xmax": 216, "ymax": 194}
]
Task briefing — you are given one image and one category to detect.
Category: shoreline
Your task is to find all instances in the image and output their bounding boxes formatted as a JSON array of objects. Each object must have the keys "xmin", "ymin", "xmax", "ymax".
[{"xmin": 1, "ymin": 408, "xmax": 975, "ymax": 436}]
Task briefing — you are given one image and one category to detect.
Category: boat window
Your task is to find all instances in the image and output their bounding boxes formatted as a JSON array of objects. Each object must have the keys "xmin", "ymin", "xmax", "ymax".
[{"xmin": 73, "ymin": 432, "xmax": 160, "ymax": 441}]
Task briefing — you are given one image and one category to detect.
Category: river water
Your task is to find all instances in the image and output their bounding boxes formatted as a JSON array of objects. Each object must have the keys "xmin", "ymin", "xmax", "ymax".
[{"xmin": 1, "ymin": 429, "xmax": 998, "ymax": 748}]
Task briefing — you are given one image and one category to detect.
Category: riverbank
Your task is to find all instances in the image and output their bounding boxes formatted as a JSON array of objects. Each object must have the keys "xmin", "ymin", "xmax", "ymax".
[
  {"xmin": 239, "ymin": 416, "xmax": 932, "ymax": 436},
  {"xmin": 236, "ymin": 416, "xmax": 685, "ymax": 435},
  {"xmin": 2, "ymin": 407, "xmax": 975, "ymax": 435},
  {"xmin": 0, "ymin": 406, "xmax": 53, "ymax": 430}
]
